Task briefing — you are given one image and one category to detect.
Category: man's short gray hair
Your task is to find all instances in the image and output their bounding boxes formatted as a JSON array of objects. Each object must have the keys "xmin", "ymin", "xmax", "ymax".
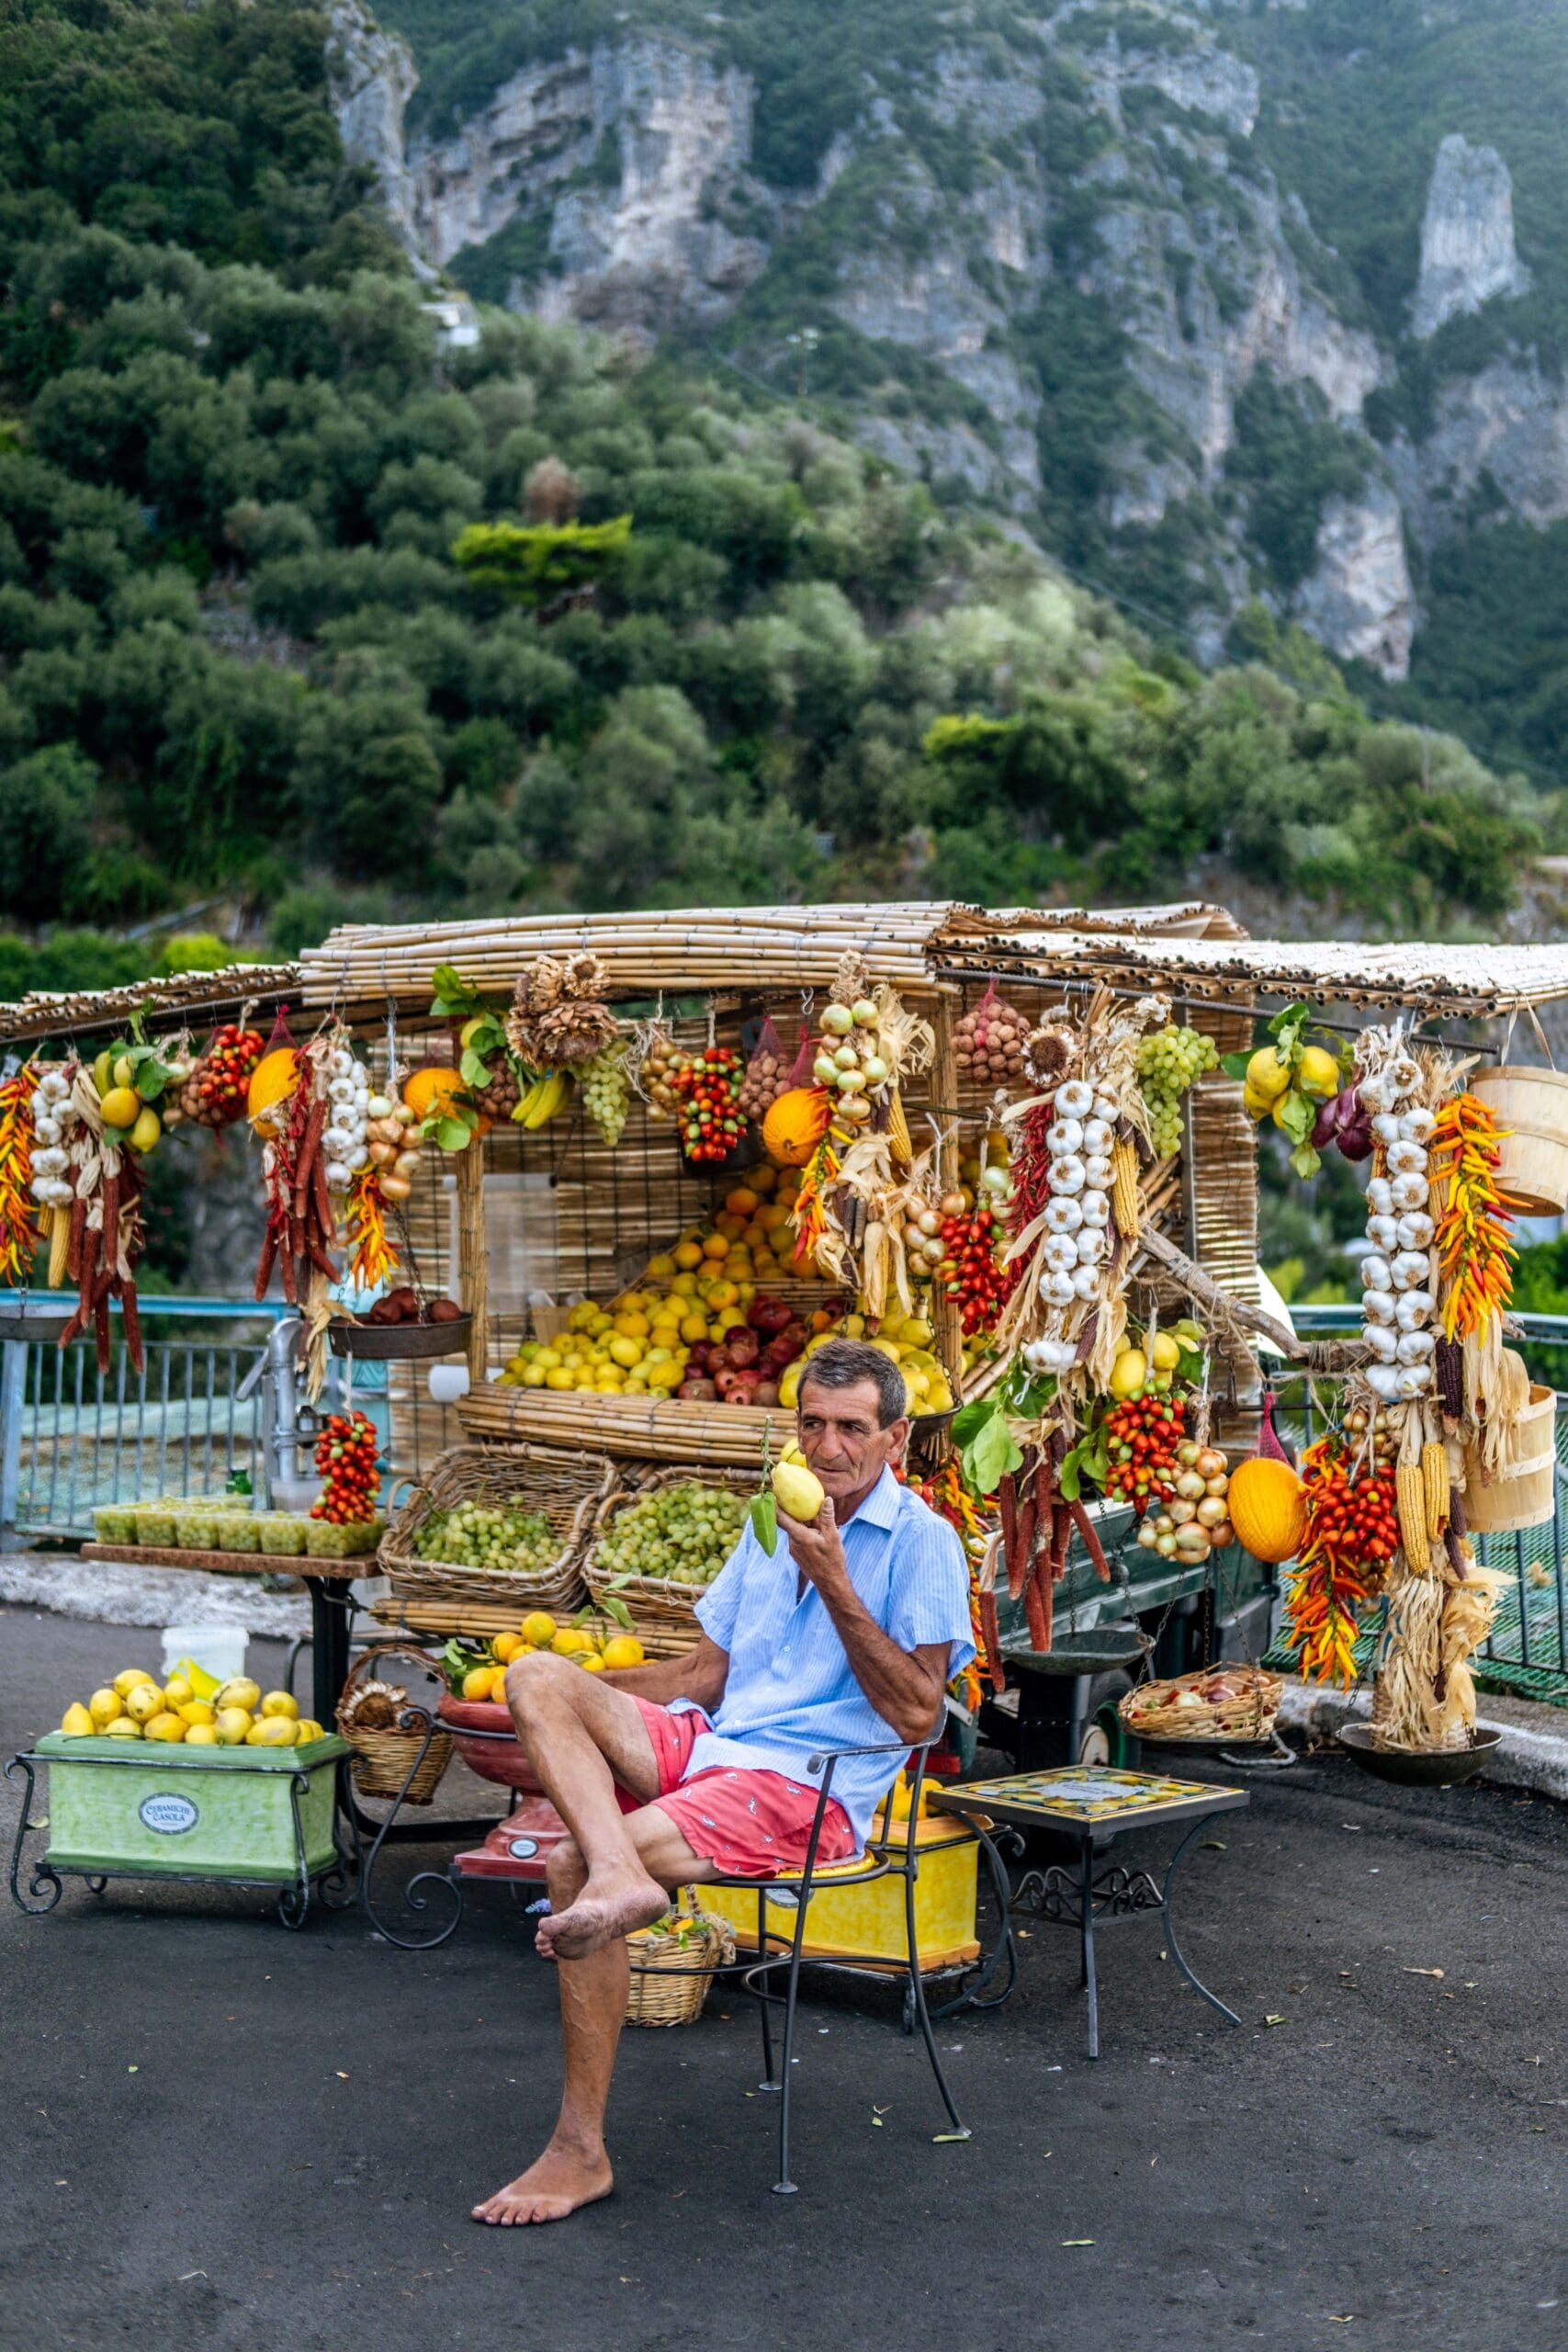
[{"xmin": 796, "ymin": 1338, "xmax": 908, "ymax": 1429}]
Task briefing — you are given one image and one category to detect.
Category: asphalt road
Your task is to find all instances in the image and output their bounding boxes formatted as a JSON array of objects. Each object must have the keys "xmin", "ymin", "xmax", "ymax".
[{"xmin": 3, "ymin": 1602, "xmax": 1565, "ymax": 2352}]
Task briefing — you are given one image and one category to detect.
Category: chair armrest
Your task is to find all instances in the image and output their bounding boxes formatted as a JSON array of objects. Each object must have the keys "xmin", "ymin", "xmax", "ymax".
[{"xmin": 805, "ymin": 1735, "xmax": 923, "ymax": 1772}]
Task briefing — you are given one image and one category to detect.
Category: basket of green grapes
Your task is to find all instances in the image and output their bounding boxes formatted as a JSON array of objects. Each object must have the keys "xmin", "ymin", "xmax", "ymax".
[
  {"xmin": 584, "ymin": 1466, "xmax": 757, "ymax": 1646},
  {"xmin": 380, "ymin": 1443, "xmax": 616, "ymax": 1610}
]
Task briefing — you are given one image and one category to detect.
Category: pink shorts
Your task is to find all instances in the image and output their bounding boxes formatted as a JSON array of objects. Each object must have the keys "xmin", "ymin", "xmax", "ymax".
[{"xmin": 620, "ymin": 1697, "xmax": 857, "ymax": 1880}]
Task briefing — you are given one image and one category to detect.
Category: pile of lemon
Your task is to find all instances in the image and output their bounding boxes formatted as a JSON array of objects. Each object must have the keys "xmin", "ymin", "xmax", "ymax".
[
  {"xmin": 785, "ymin": 1306, "xmax": 955, "ymax": 1416},
  {"xmin": 59, "ymin": 1665, "xmax": 324, "ymax": 1747},
  {"xmin": 456, "ymin": 1612, "xmax": 646, "ymax": 1700}
]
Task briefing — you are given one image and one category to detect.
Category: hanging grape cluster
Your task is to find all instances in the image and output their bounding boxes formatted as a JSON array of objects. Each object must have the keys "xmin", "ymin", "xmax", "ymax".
[
  {"xmin": 580, "ymin": 1041, "xmax": 631, "ymax": 1148},
  {"xmin": 1134, "ymin": 1024, "xmax": 1218, "ymax": 1157}
]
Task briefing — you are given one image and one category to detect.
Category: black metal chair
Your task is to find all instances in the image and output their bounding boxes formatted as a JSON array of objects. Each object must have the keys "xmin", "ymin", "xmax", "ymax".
[{"xmin": 653, "ymin": 1731, "xmax": 999, "ymax": 2196}]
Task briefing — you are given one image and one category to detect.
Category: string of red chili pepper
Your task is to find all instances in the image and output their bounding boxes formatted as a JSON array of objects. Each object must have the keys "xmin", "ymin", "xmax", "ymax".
[
  {"xmin": 1281, "ymin": 1434, "xmax": 1397, "ymax": 1686},
  {"xmin": 1101, "ymin": 1388, "xmax": 1189, "ymax": 1511},
  {"xmin": 1007, "ymin": 1102, "xmax": 1055, "ymax": 1239}
]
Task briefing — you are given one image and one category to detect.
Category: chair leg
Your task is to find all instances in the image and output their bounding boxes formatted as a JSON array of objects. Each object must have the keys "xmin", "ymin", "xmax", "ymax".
[
  {"xmin": 903, "ymin": 1864, "xmax": 968, "ymax": 2138},
  {"xmin": 756, "ymin": 1885, "xmax": 780, "ymax": 2091},
  {"xmin": 773, "ymin": 1896, "xmax": 810, "ymax": 2195}
]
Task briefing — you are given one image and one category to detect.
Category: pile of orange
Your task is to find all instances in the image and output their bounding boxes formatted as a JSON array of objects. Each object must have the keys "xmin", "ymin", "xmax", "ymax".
[{"xmin": 457, "ymin": 1612, "xmax": 645, "ymax": 1702}]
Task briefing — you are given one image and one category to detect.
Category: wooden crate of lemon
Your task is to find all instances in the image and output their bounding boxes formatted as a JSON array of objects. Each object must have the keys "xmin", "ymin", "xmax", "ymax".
[{"xmin": 31, "ymin": 1663, "xmax": 345, "ymax": 1899}]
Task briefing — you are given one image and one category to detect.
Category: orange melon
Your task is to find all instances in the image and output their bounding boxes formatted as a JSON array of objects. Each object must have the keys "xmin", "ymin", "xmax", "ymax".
[{"xmin": 761, "ymin": 1087, "xmax": 831, "ymax": 1169}]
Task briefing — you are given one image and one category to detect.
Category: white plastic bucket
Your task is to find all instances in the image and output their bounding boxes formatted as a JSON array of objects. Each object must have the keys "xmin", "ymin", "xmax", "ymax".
[{"xmin": 160, "ymin": 1623, "xmax": 249, "ymax": 1685}]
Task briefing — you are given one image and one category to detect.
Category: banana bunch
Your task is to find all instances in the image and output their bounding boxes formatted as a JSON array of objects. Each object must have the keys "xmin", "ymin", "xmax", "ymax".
[{"xmin": 512, "ymin": 1070, "xmax": 574, "ymax": 1130}]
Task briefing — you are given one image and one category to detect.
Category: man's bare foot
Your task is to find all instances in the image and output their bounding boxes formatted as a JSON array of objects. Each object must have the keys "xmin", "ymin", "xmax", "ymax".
[
  {"xmin": 472, "ymin": 2141, "xmax": 614, "ymax": 2226},
  {"xmin": 536, "ymin": 1866, "xmax": 667, "ymax": 1961}
]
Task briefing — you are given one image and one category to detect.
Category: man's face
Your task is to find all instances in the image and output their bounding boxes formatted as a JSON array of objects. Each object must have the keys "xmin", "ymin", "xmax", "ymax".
[{"xmin": 796, "ymin": 1378, "xmax": 908, "ymax": 1504}]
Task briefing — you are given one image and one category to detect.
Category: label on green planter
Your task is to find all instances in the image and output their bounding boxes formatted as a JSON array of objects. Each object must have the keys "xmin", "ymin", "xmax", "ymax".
[{"xmin": 139, "ymin": 1792, "xmax": 199, "ymax": 1835}]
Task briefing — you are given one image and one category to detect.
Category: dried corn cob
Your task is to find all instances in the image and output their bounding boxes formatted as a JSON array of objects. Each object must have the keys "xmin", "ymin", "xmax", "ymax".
[
  {"xmin": 47, "ymin": 1204, "xmax": 71, "ymax": 1290},
  {"xmin": 1434, "ymin": 1335, "xmax": 1464, "ymax": 1420},
  {"xmin": 886, "ymin": 1089, "xmax": 912, "ymax": 1168},
  {"xmin": 1397, "ymin": 1460, "xmax": 1432, "ymax": 1573},
  {"xmin": 1422, "ymin": 1442, "xmax": 1449, "ymax": 1543},
  {"xmin": 1111, "ymin": 1138, "xmax": 1141, "ymax": 1238}
]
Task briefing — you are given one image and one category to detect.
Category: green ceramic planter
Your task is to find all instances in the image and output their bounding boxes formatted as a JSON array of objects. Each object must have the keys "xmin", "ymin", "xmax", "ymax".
[{"xmin": 31, "ymin": 1733, "xmax": 347, "ymax": 1883}]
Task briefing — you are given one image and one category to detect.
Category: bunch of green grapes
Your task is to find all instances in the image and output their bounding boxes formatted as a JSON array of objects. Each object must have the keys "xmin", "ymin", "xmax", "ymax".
[
  {"xmin": 423, "ymin": 1498, "xmax": 557, "ymax": 1572},
  {"xmin": 593, "ymin": 1482, "xmax": 747, "ymax": 1586},
  {"xmin": 581, "ymin": 1041, "xmax": 630, "ymax": 1147},
  {"xmin": 1135, "ymin": 1024, "xmax": 1219, "ymax": 1157}
]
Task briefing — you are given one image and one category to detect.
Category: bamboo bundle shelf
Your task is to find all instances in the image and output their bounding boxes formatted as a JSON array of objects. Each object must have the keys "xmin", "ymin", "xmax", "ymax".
[
  {"xmin": 458, "ymin": 1383, "xmax": 781, "ymax": 1468},
  {"xmin": 367, "ymin": 1591, "xmax": 700, "ymax": 1657}
]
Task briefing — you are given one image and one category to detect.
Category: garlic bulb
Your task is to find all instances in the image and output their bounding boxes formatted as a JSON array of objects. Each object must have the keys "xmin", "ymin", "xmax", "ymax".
[
  {"xmin": 1396, "ymin": 1212, "xmax": 1435, "ymax": 1250},
  {"xmin": 1076, "ymin": 1226, "xmax": 1107, "ymax": 1265},
  {"xmin": 1371, "ymin": 1113, "xmax": 1402, "ymax": 1148},
  {"xmin": 1391, "ymin": 1172, "xmax": 1429, "ymax": 1210},
  {"xmin": 1024, "ymin": 1337, "xmax": 1077, "ymax": 1374},
  {"xmin": 33, "ymin": 1114, "xmax": 61, "ymax": 1148},
  {"xmin": 39, "ymin": 1069, "xmax": 69, "ymax": 1102},
  {"xmin": 1043, "ymin": 1195, "xmax": 1084, "ymax": 1235},
  {"xmin": 1090, "ymin": 1093, "xmax": 1118, "ymax": 1124},
  {"xmin": 1084, "ymin": 1154, "xmax": 1112, "ymax": 1189},
  {"xmin": 1047, "ymin": 1154, "xmax": 1087, "ymax": 1196},
  {"xmin": 1396, "ymin": 1329, "xmax": 1436, "ymax": 1363},
  {"xmin": 1055, "ymin": 1080, "xmax": 1093, "ymax": 1118},
  {"xmin": 1367, "ymin": 1177, "xmax": 1393, "ymax": 1216},
  {"xmin": 328, "ymin": 1076, "xmax": 357, "ymax": 1107},
  {"xmin": 1388, "ymin": 1055, "xmax": 1421, "ymax": 1099},
  {"xmin": 324, "ymin": 1159, "xmax": 352, "ymax": 1190},
  {"xmin": 1081, "ymin": 1118, "xmax": 1113, "ymax": 1158},
  {"xmin": 1362, "ymin": 1290, "xmax": 1396, "ymax": 1327},
  {"xmin": 324, "ymin": 1125, "xmax": 355, "ymax": 1159},
  {"xmin": 1361, "ymin": 1324, "xmax": 1400, "ymax": 1362},
  {"xmin": 1079, "ymin": 1189, "xmax": 1111, "ymax": 1228},
  {"xmin": 1046, "ymin": 1117, "xmax": 1084, "ymax": 1158},
  {"xmin": 1041, "ymin": 1270, "xmax": 1077, "ymax": 1306},
  {"xmin": 1386, "ymin": 1139, "xmax": 1428, "ymax": 1177},
  {"xmin": 1366, "ymin": 1363, "xmax": 1404, "ymax": 1401},
  {"xmin": 1360, "ymin": 1252, "xmax": 1393, "ymax": 1295},
  {"xmin": 1043, "ymin": 1234, "xmax": 1079, "ymax": 1274},
  {"xmin": 1397, "ymin": 1363, "xmax": 1433, "ymax": 1397},
  {"xmin": 330, "ymin": 1048, "xmax": 356, "ymax": 1079},
  {"xmin": 30, "ymin": 1146, "xmax": 67, "ymax": 1177},
  {"xmin": 1071, "ymin": 1263, "xmax": 1100, "ymax": 1301},
  {"xmin": 1395, "ymin": 1289, "xmax": 1434, "ymax": 1330},
  {"xmin": 1391, "ymin": 1250, "xmax": 1429, "ymax": 1290},
  {"xmin": 1366, "ymin": 1214, "xmax": 1399, "ymax": 1251},
  {"xmin": 1357, "ymin": 1072, "xmax": 1391, "ymax": 1113},
  {"xmin": 1399, "ymin": 1107, "xmax": 1436, "ymax": 1143}
]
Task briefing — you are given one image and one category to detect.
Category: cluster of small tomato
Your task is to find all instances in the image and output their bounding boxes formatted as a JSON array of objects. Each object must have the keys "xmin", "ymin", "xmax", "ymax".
[
  {"xmin": 310, "ymin": 1410, "xmax": 381, "ymax": 1523},
  {"xmin": 1300, "ymin": 1437, "xmax": 1400, "ymax": 1570},
  {"xmin": 937, "ymin": 1199, "xmax": 1016, "ymax": 1337},
  {"xmin": 671, "ymin": 1046, "xmax": 746, "ymax": 1164},
  {"xmin": 1102, "ymin": 1388, "xmax": 1190, "ymax": 1510},
  {"xmin": 186, "ymin": 1023, "xmax": 265, "ymax": 1128}
]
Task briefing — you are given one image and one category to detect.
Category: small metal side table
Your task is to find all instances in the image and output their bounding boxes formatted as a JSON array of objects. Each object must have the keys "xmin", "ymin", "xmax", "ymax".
[{"xmin": 928, "ymin": 1766, "xmax": 1248, "ymax": 2059}]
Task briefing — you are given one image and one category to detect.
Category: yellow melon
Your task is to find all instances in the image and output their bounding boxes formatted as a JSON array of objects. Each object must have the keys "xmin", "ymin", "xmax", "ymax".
[
  {"xmin": 247, "ymin": 1047, "xmax": 299, "ymax": 1136},
  {"xmin": 761, "ymin": 1087, "xmax": 831, "ymax": 1169},
  {"xmin": 1225, "ymin": 1456, "xmax": 1306, "ymax": 1565}
]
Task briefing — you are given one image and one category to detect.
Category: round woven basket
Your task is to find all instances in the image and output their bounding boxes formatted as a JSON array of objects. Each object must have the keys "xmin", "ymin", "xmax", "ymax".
[
  {"xmin": 1119, "ymin": 1664, "xmax": 1281, "ymax": 1745},
  {"xmin": 380, "ymin": 1441, "xmax": 617, "ymax": 1610},
  {"xmin": 584, "ymin": 1463, "xmax": 759, "ymax": 1643},
  {"xmin": 625, "ymin": 1891, "xmax": 736, "ymax": 2027},
  {"xmin": 330, "ymin": 1315, "xmax": 472, "ymax": 1360},
  {"xmin": 335, "ymin": 1643, "xmax": 453, "ymax": 1803}
]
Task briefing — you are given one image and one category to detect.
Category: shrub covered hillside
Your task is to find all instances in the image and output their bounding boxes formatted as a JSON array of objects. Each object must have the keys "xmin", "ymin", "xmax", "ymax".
[{"xmin": 0, "ymin": 0, "xmax": 1550, "ymax": 949}]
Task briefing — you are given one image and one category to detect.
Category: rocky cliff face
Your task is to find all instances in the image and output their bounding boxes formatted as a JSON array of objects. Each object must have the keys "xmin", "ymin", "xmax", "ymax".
[{"xmin": 334, "ymin": 3, "xmax": 1565, "ymax": 689}]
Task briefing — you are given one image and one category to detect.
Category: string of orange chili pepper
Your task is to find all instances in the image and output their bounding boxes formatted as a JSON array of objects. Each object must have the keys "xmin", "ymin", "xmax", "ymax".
[
  {"xmin": 1280, "ymin": 1435, "xmax": 1398, "ymax": 1687},
  {"xmin": 907, "ymin": 1453, "xmax": 991, "ymax": 1702},
  {"xmin": 1430, "ymin": 1091, "xmax": 1518, "ymax": 1341},
  {"xmin": 343, "ymin": 1166, "xmax": 400, "ymax": 1290},
  {"xmin": 0, "ymin": 1068, "xmax": 39, "ymax": 1286}
]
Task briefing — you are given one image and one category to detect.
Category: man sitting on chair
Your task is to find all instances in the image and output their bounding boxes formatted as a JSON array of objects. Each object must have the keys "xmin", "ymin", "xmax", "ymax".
[{"xmin": 474, "ymin": 1338, "xmax": 975, "ymax": 2226}]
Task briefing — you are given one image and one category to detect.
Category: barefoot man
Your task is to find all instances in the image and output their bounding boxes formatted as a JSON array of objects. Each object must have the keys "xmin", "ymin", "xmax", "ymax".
[{"xmin": 474, "ymin": 1339, "xmax": 975, "ymax": 2225}]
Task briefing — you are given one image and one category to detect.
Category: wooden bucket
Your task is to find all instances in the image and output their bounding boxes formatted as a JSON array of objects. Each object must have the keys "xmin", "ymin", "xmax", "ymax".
[
  {"xmin": 1469, "ymin": 1067, "xmax": 1568, "ymax": 1215},
  {"xmin": 1465, "ymin": 1384, "xmax": 1558, "ymax": 1534}
]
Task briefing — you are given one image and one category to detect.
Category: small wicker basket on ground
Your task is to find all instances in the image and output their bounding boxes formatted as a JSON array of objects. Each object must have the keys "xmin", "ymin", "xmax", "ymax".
[
  {"xmin": 584, "ymin": 1462, "xmax": 760, "ymax": 1654},
  {"xmin": 334, "ymin": 1643, "xmax": 453, "ymax": 1804},
  {"xmin": 625, "ymin": 1890, "xmax": 737, "ymax": 2027},
  {"xmin": 1119, "ymin": 1664, "xmax": 1281, "ymax": 1745},
  {"xmin": 379, "ymin": 1442, "xmax": 617, "ymax": 1612}
]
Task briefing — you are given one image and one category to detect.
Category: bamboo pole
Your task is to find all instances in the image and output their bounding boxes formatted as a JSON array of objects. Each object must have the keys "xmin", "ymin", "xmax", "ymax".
[
  {"xmin": 928, "ymin": 993, "xmax": 964, "ymax": 1395},
  {"xmin": 455, "ymin": 1137, "xmax": 489, "ymax": 1386}
]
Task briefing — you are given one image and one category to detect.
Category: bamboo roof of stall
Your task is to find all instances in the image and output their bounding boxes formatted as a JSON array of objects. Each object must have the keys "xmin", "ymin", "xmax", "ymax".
[
  {"xmin": 298, "ymin": 901, "xmax": 1245, "ymax": 1008},
  {"xmin": 298, "ymin": 902, "xmax": 1568, "ymax": 1021},
  {"xmin": 0, "ymin": 961, "xmax": 300, "ymax": 1046}
]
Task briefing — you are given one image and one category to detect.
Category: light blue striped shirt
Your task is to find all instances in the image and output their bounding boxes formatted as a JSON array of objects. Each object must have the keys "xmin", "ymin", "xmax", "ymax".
[{"xmin": 677, "ymin": 1467, "xmax": 975, "ymax": 1851}]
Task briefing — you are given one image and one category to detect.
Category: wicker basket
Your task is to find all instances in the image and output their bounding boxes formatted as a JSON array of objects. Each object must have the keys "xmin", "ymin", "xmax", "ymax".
[
  {"xmin": 583, "ymin": 1463, "xmax": 759, "ymax": 1643},
  {"xmin": 1119, "ymin": 1664, "xmax": 1281, "ymax": 1745},
  {"xmin": 379, "ymin": 1442, "xmax": 617, "ymax": 1611},
  {"xmin": 334, "ymin": 1644, "xmax": 453, "ymax": 1804},
  {"xmin": 625, "ymin": 1889, "xmax": 737, "ymax": 2026}
]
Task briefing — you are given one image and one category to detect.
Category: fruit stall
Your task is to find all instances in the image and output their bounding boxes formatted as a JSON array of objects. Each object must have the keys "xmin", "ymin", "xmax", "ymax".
[{"xmin": 7, "ymin": 912, "xmax": 1568, "ymax": 1927}]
